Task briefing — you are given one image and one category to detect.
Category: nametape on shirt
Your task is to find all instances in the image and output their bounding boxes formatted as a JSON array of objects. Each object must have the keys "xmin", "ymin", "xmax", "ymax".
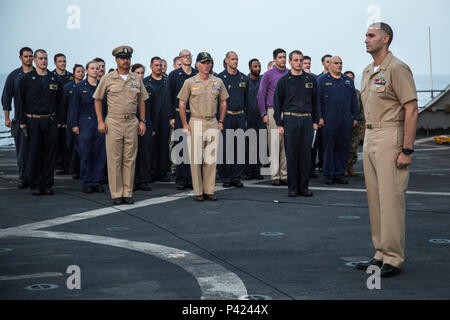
[
  {"xmin": 192, "ymin": 87, "xmax": 200, "ymax": 91},
  {"xmin": 239, "ymin": 82, "xmax": 247, "ymax": 88},
  {"xmin": 82, "ymin": 90, "xmax": 89, "ymax": 94},
  {"xmin": 49, "ymin": 84, "xmax": 58, "ymax": 90},
  {"xmin": 305, "ymin": 83, "xmax": 313, "ymax": 88},
  {"xmin": 325, "ymin": 83, "xmax": 333, "ymax": 86}
]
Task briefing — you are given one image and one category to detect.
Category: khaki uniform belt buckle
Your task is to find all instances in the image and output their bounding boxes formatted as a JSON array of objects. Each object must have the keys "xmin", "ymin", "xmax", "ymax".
[
  {"xmin": 204, "ymin": 116, "xmax": 211, "ymax": 120},
  {"xmin": 124, "ymin": 114, "xmax": 130, "ymax": 119}
]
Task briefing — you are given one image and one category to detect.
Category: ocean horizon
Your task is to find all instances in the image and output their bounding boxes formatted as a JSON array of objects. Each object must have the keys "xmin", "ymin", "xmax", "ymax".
[{"xmin": 0, "ymin": 72, "xmax": 448, "ymax": 147}]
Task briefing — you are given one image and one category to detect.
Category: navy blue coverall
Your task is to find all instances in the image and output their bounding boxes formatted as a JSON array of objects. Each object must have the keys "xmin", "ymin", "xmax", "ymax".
[
  {"xmin": 62, "ymin": 81, "xmax": 80, "ymax": 177},
  {"xmin": 273, "ymin": 71, "xmax": 319, "ymax": 194},
  {"xmin": 52, "ymin": 69, "xmax": 74, "ymax": 173},
  {"xmin": 70, "ymin": 79, "xmax": 106, "ymax": 188},
  {"xmin": 144, "ymin": 75, "xmax": 169, "ymax": 181},
  {"xmin": 134, "ymin": 78, "xmax": 157, "ymax": 188},
  {"xmin": 317, "ymin": 73, "xmax": 359, "ymax": 181},
  {"xmin": 243, "ymin": 75, "xmax": 265, "ymax": 178},
  {"xmin": 1, "ymin": 67, "xmax": 32, "ymax": 184}
]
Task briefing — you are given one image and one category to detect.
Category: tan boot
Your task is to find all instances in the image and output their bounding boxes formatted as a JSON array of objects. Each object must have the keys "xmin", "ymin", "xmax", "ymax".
[{"xmin": 347, "ymin": 164, "xmax": 359, "ymax": 177}]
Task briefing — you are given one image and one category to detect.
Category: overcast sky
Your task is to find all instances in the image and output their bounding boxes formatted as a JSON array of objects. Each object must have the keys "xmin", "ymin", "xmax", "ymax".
[{"xmin": 1, "ymin": 0, "xmax": 449, "ymax": 80}]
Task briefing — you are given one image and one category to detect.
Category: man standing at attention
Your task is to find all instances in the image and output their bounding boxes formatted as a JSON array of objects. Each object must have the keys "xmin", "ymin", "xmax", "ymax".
[
  {"xmin": 218, "ymin": 51, "xmax": 249, "ymax": 188},
  {"xmin": 177, "ymin": 52, "xmax": 228, "ymax": 201},
  {"xmin": 2, "ymin": 47, "xmax": 34, "ymax": 189},
  {"xmin": 273, "ymin": 50, "xmax": 319, "ymax": 197},
  {"xmin": 93, "ymin": 46, "xmax": 148, "ymax": 205},
  {"xmin": 317, "ymin": 56, "xmax": 359, "ymax": 185},
  {"xmin": 355, "ymin": 23, "xmax": 418, "ymax": 277},
  {"xmin": 257, "ymin": 48, "xmax": 289, "ymax": 186}
]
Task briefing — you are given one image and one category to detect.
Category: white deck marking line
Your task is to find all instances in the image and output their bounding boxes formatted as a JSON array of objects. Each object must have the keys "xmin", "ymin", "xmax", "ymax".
[
  {"xmin": 16, "ymin": 230, "xmax": 247, "ymax": 300},
  {"xmin": 245, "ymin": 183, "xmax": 450, "ymax": 196},
  {"xmin": 0, "ymin": 272, "xmax": 63, "ymax": 281},
  {"xmin": 0, "ymin": 187, "xmax": 247, "ymax": 299}
]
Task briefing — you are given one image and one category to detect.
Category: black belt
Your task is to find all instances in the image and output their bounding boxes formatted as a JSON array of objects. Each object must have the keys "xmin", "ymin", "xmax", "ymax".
[
  {"xmin": 227, "ymin": 110, "xmax": 244, "ymax": 115},
  {"xmin": 26, "ymin": 113, "xmax": 55, "ymax": 119},
  {"xmin": 283, "ymin": 112, "xmax": 311, "ymax": 117},
  {"xmin": 175, "ymin": 108, "xmax": 190, "ymax": 113}
]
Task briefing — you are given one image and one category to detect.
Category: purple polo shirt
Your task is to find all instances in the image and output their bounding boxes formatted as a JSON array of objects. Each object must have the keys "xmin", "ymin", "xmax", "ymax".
[{"xmin": 257, "ymin": 66, "xmax": 289, "ymax": 115}]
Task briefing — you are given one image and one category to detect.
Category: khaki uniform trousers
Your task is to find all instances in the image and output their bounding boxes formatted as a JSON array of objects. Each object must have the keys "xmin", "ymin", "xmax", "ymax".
[
  {"xmin": 105, "ymin": 115, "xmax": 139, "ymax": 199},
  {"xmin": 363, "ymin": 125, "xmax": 409, "ymax": 269},
  {"xmin": 187, "ymin": 118, "xmax": 218, "ymax": 196},
  {"xmin": 267, "ymin": 107, "xmax": 287, "ymax": 181}
]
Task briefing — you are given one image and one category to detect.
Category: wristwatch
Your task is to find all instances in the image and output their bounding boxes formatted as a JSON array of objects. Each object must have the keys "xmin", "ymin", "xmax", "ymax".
[
  {"xmin": 401, "ymin": 148, "xmax": 414, "ymax": 155},
  {"xmin": 140, "ymin": 118, "xmax": 147, "ymax": 124}
]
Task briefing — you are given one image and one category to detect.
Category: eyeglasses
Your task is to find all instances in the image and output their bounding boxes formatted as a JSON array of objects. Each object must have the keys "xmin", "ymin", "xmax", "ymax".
[{"xmin": 180, "ymin": 54, "xmax": 192, "ymax": 59}]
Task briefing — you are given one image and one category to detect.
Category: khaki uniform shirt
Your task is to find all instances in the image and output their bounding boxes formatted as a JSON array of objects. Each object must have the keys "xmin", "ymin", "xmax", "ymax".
[
  {"xmin": 360, "ymin": 52, "xmax": 417, "ymax": 124},
  {"xmin": 93, "ymin": 70, "xmax": 149, "ymax": 115},
  {"xmin": 177, "ymin": 74, "xmax": 229, "ymax": 118}
]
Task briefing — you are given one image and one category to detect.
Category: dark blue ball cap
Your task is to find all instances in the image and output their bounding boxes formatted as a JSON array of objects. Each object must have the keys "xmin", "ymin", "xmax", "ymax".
[{"xmin": 196, "ymin": 52, "xmax": 212, "ymax": 63}]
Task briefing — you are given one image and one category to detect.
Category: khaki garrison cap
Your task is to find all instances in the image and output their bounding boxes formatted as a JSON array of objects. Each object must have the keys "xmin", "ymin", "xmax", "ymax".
[{"xmin": 112, "ymin": 45, "xmax": 133, "ymax": 58}]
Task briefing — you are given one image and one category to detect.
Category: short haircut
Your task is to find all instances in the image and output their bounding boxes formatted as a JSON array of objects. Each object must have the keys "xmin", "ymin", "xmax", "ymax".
[
  {"xmin": 173, "ymin": 56, "xmax": 181, "ymax": 64},
  {"xmin": 248, "ymin": 58, "xmax": 260, "ymax": 68},
  {"xmin": 321, "ymin": 54, "xmax": 332, "ymax": 62},
  {"xmin": 33, "ymin": 49, "xmax": 47, "ymax": 58},
  {"xmin": 273, "ymin": 48, "xmax": 286, "ymax": 59},
  {"xmin": 93, "ymin": 57, "xmax": 105, "ymax": 64},
  {"xmin": 303, "ymin": 56, "xmax": 311, "ymax": 61},
  {"xmin": 289, "ymin": 50, "xmax": 303, "ymax": 61},
  {"xmin": 54, "ymin": 53, "xmax": 66, "ymax": 62},
  {"xmin": 225, "ymin": 51, "xmax": 237, "ymax": 59},
  {"xmin": 369, "ymin": 22, "xmax": 394, "ymax": 46},
  {"xmin": 151, "ymin": 56, "xmax": 162, "ymax": 65},
  {"xmin": 19, "ymin": 47, "xmax": 33, "ymax": 56},
  {"xmin": 344, "ymin": 70, "xmax": 355, "ymax": 78},
  {"xmin": 131, "ymin": 63, "xmax": 145, "ymax": 72},
  {"xmin": 223, "ymin": 58, "xmax": 227, "ymax": 69},
  {"xmin": 73, "ymin": 64, "xmax": 84, "ymax": 73}
]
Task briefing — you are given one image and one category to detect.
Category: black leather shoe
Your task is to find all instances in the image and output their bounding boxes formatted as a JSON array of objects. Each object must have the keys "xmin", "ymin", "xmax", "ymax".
[
  {"xmin": 242, "ymin": 175, "xmax": 252, "ymax": 180},
  {"xmin": 138, "ymin": 183, "xmax": 152, "ymax": 191},
  {"xmin": 299, "ymin": 189, "xmax": 313, "ymax": 197},
  {"xmin": 280, "ymin": 179, "xmax": 288, "ymax": 186},
  {"xmin": 194, "ymin": 195, "xmax": 204, "ymax": 201},
  {"xmin": 159, "ymin": 176, "xmax": 170, "ymax": 182},
  {"xmin": 288, "ymin": 191, "xmax": 298, "ymax": 197},
  {"xmin": 83, "ymin": 186, "xmax": 94, "ymax": 193},
  {"xmin": 355, "ymin": 258, "xmax": 383, "ymax": 270},
  {"xmin": 335, "ymin": 177, "xmax": 349, "ymax": 184},
  {"xmin": 18, "ymin": 179, "xmax": 29, "ymax": 189},
  {"xmin": 42, "ymin": 188, "xmax": 53, "ymax": 195},
  {"xmin": 123, "ymin": 197, "xmax": 134, "ymax": 204},
  {"xmin": 325, "ymin": 179, "xmax": 335, "ymax": 185},
  {"xmin": 94, "ymin": 185, "xmax": 105, "ymax": 193},
  {"xmin": 271, "ymin": 180, "xmax": 280, "ymax": 186},
  {"xmin": 31, "ymin": 188, "xmax": 42, "ymax": 196},
  {"xmin": 222, "ymin": 182, "xmax": 231, "ymax": 188},
  {"xmin": 55, "ymin": 169, "xmax": 67, "ymax": 175},
  {"xmin": 112, "ymin": 198, "xmax": 123, "ymax": 205},
  {"xmin": 176, "ymin": 184, "xmax": 186, "ymax": 190},
  {"xmin": 253, "ymin": 174, "xmax": 264, "ymax": 180},
  {"xmin": 231, "ymin": 181, "xmax": 243, "ymax": 188},
  {"xmin": 204, "ymin": 194, "xmax": 217, "ymax": 201},
  {"xmin": 380, "ymin": 264, "xmax": 401, "ymax": 277}
]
